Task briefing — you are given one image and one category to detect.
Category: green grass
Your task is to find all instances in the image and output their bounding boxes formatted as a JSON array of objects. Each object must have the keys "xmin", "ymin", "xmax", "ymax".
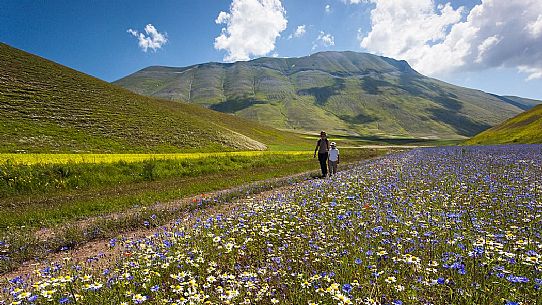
[
  {"xmin": 0, "ymin": 152, "xmax": 308, "ymax": 200},
  {"xmin": 0, "ymin": 148, "xmax": 390, "ymax": 274},
  {"xmin": 0, "ymin": 42, "xmax": 310, "ymax": 153},
  {"xmin": 466, "ymin": 104, "xmax": 542, "ymax": 144}
]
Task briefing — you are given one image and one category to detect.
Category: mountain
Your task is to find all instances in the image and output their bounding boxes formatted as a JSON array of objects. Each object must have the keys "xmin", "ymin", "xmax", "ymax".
[
  {"xmin": 492, "ymin": 95, "xmax": 541, "ymax": 111},
  {"xmin": 115, "ymin": 51, "xmax": 538, "ymax": 139},
  {"xmin": 466, "ymin": 103, "xmax": 542, "ymax": 145},
  {"xmin": 0, "ymin": 43, "xmax": 307, "ymax": 153}
]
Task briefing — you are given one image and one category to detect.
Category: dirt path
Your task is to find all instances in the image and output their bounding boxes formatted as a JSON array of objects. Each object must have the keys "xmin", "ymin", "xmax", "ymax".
[{"xmin": 1, "ymin": 172, "xmax": 309, "ymax": 282}]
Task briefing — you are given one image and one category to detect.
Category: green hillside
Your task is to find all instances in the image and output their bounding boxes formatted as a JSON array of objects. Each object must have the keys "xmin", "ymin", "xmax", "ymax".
[
  {"xmin": 0, "ymin": 43, "xmax": 308, "ymax": 153},
  {"xmin": 466, "ymin": 103, "xmax": 542, "ymax": 144},
  {"xmin": 115, "ymin": 51, "xmax": 538, "ymax": 139}
]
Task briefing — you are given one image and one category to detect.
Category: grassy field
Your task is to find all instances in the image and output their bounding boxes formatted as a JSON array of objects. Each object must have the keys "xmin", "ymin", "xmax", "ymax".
[
  {"xmin": 0, "ymin": 148, "xmax": 390, "ymax": 274},
  {"xmin": 2, "ymin": 145, "xmax": 540, "ymax": 304}
]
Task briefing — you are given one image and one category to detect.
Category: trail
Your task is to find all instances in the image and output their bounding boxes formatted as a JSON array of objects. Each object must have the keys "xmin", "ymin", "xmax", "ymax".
[{"xmin": 1, "ymin": 170, "xmax": 319, "ymax": 282}]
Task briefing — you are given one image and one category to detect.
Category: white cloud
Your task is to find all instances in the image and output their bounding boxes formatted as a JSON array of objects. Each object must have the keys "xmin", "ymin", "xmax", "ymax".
[
  {"xmin": 214, "ymin": 0, "xmax": 288, "ymax": 62},
  {"xmin": 518, "ymin": 66, "xmax": 542, "ymax": 81},
  {"xmin": 359, "ymin": 0, "xmax": 542, "ymax": 81},
  {"xmin": 127, "ymin": 24, "xmax": 167, "ymax": 52},
  {"xmin": 325, "ymin": 4, "xmax": 331, "ymax": 13},
  {"xmin": 288, "ymin": 25, "xmax": 306, "ymax": 39},
  {"xmin": 313, "ymin": 31, "xmax": 335, "ymax": 50},
  {"xmin": 475, "ymin": 35, "xmax": 501, "ymax": 64},
  {"xmin": 526, "ymin": 14, "xmax": 542, "ymax": 37}
]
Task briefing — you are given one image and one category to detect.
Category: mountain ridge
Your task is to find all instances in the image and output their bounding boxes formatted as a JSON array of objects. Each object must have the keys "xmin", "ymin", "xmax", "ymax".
[{"xmin": 115, "ymin": 51, "xmax": 539, "ymax": 139}]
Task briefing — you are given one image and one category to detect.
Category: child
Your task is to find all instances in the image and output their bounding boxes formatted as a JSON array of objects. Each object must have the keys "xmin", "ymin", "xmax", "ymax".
[{"xmin": 328, "ymin": 142, "xmax": 339, "ymax": 176}]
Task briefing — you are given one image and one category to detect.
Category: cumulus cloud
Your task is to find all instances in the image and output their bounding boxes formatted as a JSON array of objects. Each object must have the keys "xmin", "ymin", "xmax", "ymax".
[
  {"xmin": 325, "ymin": 4, "xmax": 331, "ymax": 13},
  {"xmin": 288, "ymin": 25, "xmax": 306, "ymax": 39},
  {"xmin": 313, "ymin": 31, "xmax": 335, "ymax": 50},
  {"xmin": 127, "ymin": 24, "xmax": 167, "ymax": 52},
  {"xmin": 359, "ymin": 0, "xmax": 542, "ymax": 80},
  {"xmin": 214, "ymin": 0, "xmax": 288, "ymax": 62}
]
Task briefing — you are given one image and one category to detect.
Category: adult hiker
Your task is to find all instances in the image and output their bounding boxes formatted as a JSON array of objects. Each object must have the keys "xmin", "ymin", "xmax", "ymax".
[{"xmin": 313, "ymin": 130, "xmax": 330, "ymax": 178}]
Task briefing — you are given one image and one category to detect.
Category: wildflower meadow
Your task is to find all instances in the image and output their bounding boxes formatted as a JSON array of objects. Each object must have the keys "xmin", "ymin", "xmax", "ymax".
[{"xmin": 2, "ymin": 145, "xmax": 541, "ymax": 305}]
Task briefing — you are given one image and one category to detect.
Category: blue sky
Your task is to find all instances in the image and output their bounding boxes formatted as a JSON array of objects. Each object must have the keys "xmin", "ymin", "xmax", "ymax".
[{"xmin": 2, "ymin": 0, "xmax": 541, "ymax": 99}]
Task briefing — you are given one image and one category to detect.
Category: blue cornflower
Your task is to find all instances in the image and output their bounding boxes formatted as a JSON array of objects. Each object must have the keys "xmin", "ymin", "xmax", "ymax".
[
  {"xmin": 342, "ymin": 283, "xmax": 353, "ymax": 294},
  {"xmin": 392, "ymin": 301, "xmax": 403, "ymax": 305},
  {"xmin": 9, "ymin": 276, "xmax": 23, "ymax": 284},
  {"xmin": 372, "ymin": 226, "xmax": 383, "ymax": 233},
  {"xmin": 151, "ymin": 285, "xmax": 160, "ymax": 292},
  {"xmin": 355, "ymin": 258, "xmax": 362, "ymax": 265},
  {"xmin": 506, "ymin": 275, "xmax": 529, "ymax": 283},
  {"xmin": 59, "ymin": 297, "xmax": 71, "ymax": 304}
]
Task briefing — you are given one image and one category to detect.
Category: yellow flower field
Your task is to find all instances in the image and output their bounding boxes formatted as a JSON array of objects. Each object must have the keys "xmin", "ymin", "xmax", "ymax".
[{"xmin": 0, "ymin": 151, "xmax": 308, "ymax": 165}]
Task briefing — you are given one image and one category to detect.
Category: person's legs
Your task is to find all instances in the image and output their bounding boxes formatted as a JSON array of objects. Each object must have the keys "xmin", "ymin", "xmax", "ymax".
[
  {"xmin": 318, "ymin": 153, "xmax": 328, "ymax": 177},
  {"xmin": 328, "ymin": 161, "xmax": 337, "ymax": 175}
]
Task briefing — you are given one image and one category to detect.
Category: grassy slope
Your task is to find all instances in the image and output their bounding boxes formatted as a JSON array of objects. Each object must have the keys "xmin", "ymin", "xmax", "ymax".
[
  {"xmin": 0, "ymin": 43, "xmax": 309, "ymax": 153},
  {"xmin": 466, "ymin": 104, "xmax": 542, "ymax": 144},
  {"xmin": 115, "ymin": 51, "xmax": 532, "ymax": 139}
]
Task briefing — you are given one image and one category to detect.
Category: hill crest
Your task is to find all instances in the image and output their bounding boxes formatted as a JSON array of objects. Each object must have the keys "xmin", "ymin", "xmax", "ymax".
[{"xmin": 0, "ymin": 43, "xmax": 306, "ymax": 153}]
